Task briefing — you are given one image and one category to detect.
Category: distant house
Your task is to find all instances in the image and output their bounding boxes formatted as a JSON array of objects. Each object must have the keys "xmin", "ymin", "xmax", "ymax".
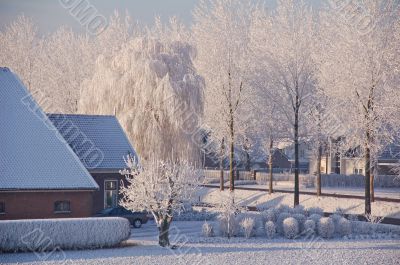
[
  {"xmin": 309, "ymin": 138, "xmax": 400, "ymax": 176},
  {"xmin": 0, "ymin": 67, "xmax": 98, "ymax": 220},
  {"xmin": 278, "ymin": 140, "xmax": 311, "ymax": 173},
  {"xmin": 47, "ymin": 114, "xmax": 138, "ymax": 214}
]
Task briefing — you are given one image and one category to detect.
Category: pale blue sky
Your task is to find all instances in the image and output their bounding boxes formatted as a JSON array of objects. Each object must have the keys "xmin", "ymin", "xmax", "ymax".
[{"xmin": 0, "ymin": 0, "xmax": 323, "ymax": 34}]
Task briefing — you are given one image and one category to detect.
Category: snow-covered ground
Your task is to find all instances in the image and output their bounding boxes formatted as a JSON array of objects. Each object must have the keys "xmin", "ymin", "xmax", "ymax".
[
  {"xmin": 1, "ymin": 221, "xmax": 399, "ymax": 265},
  {"xmin": 242, "ymin": 182, "xmax": 400, "ymax": 198},
  {"xmin": 197, "ymin": 187, "xmax": 400, "ymax": 218}
]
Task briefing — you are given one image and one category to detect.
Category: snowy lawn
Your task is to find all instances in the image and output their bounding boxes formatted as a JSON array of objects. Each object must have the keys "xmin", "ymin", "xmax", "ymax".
[
  {"xmin": 239, "ymin": 182, "xmax": 400, "ymax": 198},
  {"xmin": 1, "ymin": 221, "xmax": 399, "ymax": 265},
  {"xmin": 197, "ymin": 188, "xmax": 400, "ymax": 218}
]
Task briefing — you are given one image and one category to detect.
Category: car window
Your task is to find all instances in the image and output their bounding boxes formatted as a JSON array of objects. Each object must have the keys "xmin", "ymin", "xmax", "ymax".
[{"xmin": 122, "ymin": 208, "xmax": 132, "ymax": 214}]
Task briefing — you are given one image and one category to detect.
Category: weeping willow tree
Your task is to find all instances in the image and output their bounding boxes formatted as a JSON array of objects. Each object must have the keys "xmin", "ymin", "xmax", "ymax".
[{"xmin": 79, "ymin": 19, "xmax": 205, "ymax": 162}]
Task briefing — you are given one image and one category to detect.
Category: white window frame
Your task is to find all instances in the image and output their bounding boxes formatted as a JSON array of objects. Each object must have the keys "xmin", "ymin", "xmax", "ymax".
[{"xmin": 104, "ymin": 179, "xmax": 118, "ymax": 209}]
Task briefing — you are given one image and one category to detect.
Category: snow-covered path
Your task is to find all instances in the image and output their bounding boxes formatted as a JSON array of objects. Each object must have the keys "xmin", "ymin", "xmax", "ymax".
[{"xmin": 1, "ymin": 221, "xmax": 399, "ymax": 265}]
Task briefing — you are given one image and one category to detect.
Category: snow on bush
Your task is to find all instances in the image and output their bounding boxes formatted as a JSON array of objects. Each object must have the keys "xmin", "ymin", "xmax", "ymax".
[
  {"xmin": 307, "ymin": 207, "xmax": 324, "ymax": 216},
  {"xmin": 334, "ymin": 207, "xmax": 346, "ymax": 216},
  {"xmin": 173, "ymin": 208, "xmax": 218, "ymax": 221},
  {"xmin": 304, "ymin": 219, "xmax": 316, "ymax": 234},
  {"xmin": 265, "ymin": 221, "xmax": 276, "ymax": 239},
  {"xmin": 240, "ymin": 217, "xmax": 255, "ymax": 238},
  {"xmin": 219, "ymin": 214, "xmax": 237, "ymax": 237},
  {"xmin": 338, "ymin": 217, "xmax": 351, "ymax": 236},
  {"xmin": 261, "ymin": 209, "xmax": 276, "ymax": 223},
  {"xmin": 0, "ymin": 218, "xmax": 130, "ymax": 252},
  {"xmin": 276, "ymin": 204, "xmax": 291, "ymax": 215},
  {"xmin": 217, "ymin": 192, "xmax": 240, "ymax": 238},
  {"xmin": 330, "ymin": 214, "xmax": 342, "ymax": 234},
  {"xmin": 308, "ymin": 213, "xmax": 322, "ymax": 224},
  {"xmin": 283, "ymin": 217, "xmax": 299, "ymax": 239},
  {"xmin": 318, "ymin": 217, "xmax": 335, "ymax": 238},
  {"xmin": 291, "ymin": 205, "xmax": 306, "ymax": 215},
  {"xmin": 292, "ymin": 214, "xmax": 306, "ymax": 232},
  {"xmin": 276, "ymin": 212, "xmax": 291, "ymax": 235},
  {"xmin": 202, "ymin": 221, "xmax": 214, "ymax": 237}
]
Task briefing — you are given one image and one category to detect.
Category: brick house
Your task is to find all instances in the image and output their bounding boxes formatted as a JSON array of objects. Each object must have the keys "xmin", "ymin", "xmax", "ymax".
[
  {"xmin": 0, "ymin": 67, "xmax": 99, "ymax": 220},
  {"xmin": 47, "ymin": 114, "xmax": 138, "ymax": 214}
]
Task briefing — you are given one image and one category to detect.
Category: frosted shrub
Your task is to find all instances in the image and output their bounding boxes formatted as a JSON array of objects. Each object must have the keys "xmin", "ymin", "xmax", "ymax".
[
  {"xmin": 304, "ymin": 219, "xmax": 316, "ymax": 234},
  {"xmin": 309, "ymin": 214, "xmax": 322, "ymax": 224},
  {"xmin": 219, "ymin": 214, "xmax": 237, "ymax": 237},
  {"xmin": 276, "ymin": 204, "xmax": 291, "ymax": 215},
  {"xmin": 307, "ymin": 207, "xmax": 324, "ymax": 216},
  {"xmin": 338, "ymin": 217, "xmax": 351, "ymax": 236},
  {"xmin": 240, "ymin": 217, "xmax": 255, "ymax": 238},
  {"xmin": 292, "ymin": 205, "xmax": 306, "ymax": 215},
  {"xmin": 348, "ymin": 214, "xmax": 359, "ymax": 222},
  {"xmin": 318, "ymin": 217, "xmax": 335, "ymax": 238},
  {"xmin": 265, "ymin": 221, "xmax": 276, "ymax": 239},
  {"xmin": 277, "ymin": 212, "xmax": 291, "ymax": 235},
  {"xmin": 331, "ymin": 214, "xmax": 342, "ymax": 234},
  {"xmin": 217, "ymin": 192, "xmax": 240, "ymax": 238},
  {"xmin": 202, "ymin": 221, "xmax": 214, "ymax": 237},
  {"xmin": 292, "ymin": 214, "xmax": 306, "ymax": 232},
  {"xmin": 283, "ymin": 217, "xmax": 299, "ymax": 239},
  {"xmin": 0, "ymin": 218, "xmax": 130, "ymax": 252},
  {"xmin": 262, "ymin": 209, "xmax": 276, "ymax": 223},
  {"xmin": 334, "ymin": 207, "xmax": 346, "ymax": 216}
]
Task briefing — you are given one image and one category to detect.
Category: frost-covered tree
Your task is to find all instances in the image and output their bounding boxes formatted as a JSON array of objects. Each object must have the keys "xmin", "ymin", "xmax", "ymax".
[
  {"xmin": 316, "ymin": 0, "xmax": 400, "ymax": 214},
  {"xmin": 250, "ymin": 0, "xmax": 317, "ymax": 205},
  {"xmin": 39, "ymin": 27, "xmax": 95, "ymax": 113},
  {"xmin": 120, "ymin": 156, "xmax": 201, "ymax": 247},
  {"xmin": 193, "ymin": 0, "xmax": 254, "ymax": 191},
  {"xmin": 0, "ymin": 15, "xmax": 42, "ymax": 92},
  {"xmin": 79, "ymin": 20, "xmax": 204, "ymax": 162}
]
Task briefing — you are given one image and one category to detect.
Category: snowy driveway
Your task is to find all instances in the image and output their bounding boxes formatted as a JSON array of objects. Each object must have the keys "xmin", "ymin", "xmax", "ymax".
[{"xmin": 1, "ymin": 221, "xmax": 399, "ymax": 265}]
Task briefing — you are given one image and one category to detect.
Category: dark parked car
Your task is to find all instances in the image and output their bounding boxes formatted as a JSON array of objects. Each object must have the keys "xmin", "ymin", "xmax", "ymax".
[{"xmin": 95, "ymin": 207, "xmax": 149, "ymax": 228}]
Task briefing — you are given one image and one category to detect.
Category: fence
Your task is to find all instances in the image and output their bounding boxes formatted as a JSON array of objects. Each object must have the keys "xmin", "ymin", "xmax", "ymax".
[{"xmin": 202, "ymin": 169, "xmax": 400, "ymax": 188}]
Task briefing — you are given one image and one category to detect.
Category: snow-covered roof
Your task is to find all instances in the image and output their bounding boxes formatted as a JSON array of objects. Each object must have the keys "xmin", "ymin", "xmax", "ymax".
[
  {"xmin": 0, "ymin": 67, "xmax": 98, "ymax": 190},
  {"xmin": 47, "ymin": 114, "xmax": 137, "ymax": 171},
  {"xmin": 379, "ymin": 144, "xmax": 400, "ymax": 161}
]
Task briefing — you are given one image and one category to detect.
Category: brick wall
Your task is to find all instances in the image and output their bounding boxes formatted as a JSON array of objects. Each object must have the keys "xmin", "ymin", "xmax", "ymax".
[{"xmin": 0, "ymin": 191, "xmax": 94, "ymax": 220}]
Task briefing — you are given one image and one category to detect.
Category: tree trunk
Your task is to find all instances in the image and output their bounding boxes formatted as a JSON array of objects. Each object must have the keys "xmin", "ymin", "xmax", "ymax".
[
  {"xmin": 245, "ymin": 151, "xmax": 251, "ymax": 172},
  {"xmin": 294, "ymin": 100, "xmax": 300, "ymax": 207},
  {"xmin": 229, "ymin": 112, "xmax": 235, "ymax": 191},
  {"xmin": 158, "ymin": 218, "xmax": 171, "ymax": 247},
  {"xmin": 268, "ymin": 138, "xmax": 273, "ymax": 194},
  {"xmin": 370, "ymin": 164, "xmax": 375, "ymax": 202},
  {"xmin": 325, "ymin": 142, "xmax": 329, "ymax": 174},
  {"xmin": 364, "ymin": 141, "xmax": 371, "ymax": 215},
  {"xmin": 220, "ymin": 138, "xmax": 225, "ymax": 191},
  {"xmin": 316, "ymin": 143, "xmax": 322, "ymax": 197}
]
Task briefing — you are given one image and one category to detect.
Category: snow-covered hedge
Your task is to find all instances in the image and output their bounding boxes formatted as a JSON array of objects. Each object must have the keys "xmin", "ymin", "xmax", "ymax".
[
  {"xmin": 173, "ymin": 208, "xmax": 218, "ymax": 221},
  {"xmin": 318, "ymin": 217, "xmax": 335, "ymax": 238},
  {"xmin": 0, "ymin": 218, "xmax": 131, "ymax": 252},
  {"xmin": 283, "ymin": 217, "xmax": 299, "ymax": 239},
  {"xmin": 202, "ymin": 221, "xmax": 214, "ymax": 237},
  {"xmin": 240, "ymin": 217, "xmax": 255, "ymax": 238},
  {"xmin": 338, "ymin": 217, "xmax": 351, "ymax": 236},
  {"xmin": 265, "ymin": 221, "xmax": 276, "ymax": 239},
  {"xmin": 304, "ymin": 219, "xmax": 316, "ymax": 234},
  {"xmin": 276, "ymin": 212, "xmax": 291, "ymax": 235}
]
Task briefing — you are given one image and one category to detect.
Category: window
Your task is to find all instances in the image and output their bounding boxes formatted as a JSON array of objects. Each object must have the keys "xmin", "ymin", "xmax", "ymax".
[
  {"xmin": 0, "ymin": 202, "xmax": 5, "ymax": 214},
  {"xmin": 354, "ymin": 168, "xmax": 363, "ymax": 175},
  {"xmin": 104, "ymin": 180, "xmax": 118, "ymax": 209},
  {"xmin": 54, "ymin": 201, "xmax": 71, "ymax": 213}
]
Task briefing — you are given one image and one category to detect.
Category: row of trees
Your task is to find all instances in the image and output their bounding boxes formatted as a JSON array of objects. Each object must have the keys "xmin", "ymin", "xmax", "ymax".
[
  {"xmin": 193, "ymin": 0, "xmax": 399, "ymax": 214},
  {"xmin": 1, "ymin": 1, "xmax": 399, "ymax": 215}
]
